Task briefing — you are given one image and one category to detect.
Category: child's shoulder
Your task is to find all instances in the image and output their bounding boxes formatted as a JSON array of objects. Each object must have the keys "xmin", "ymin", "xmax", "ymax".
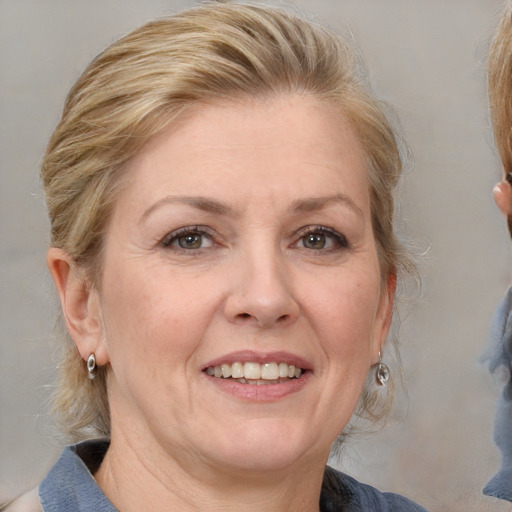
[{"xmin": 1, "ymin": 487, "xmax": 43, "ymax": 512}]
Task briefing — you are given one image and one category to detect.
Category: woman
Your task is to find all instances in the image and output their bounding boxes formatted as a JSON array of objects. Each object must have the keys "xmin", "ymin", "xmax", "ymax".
[
  {"xmin": 4, "ymin": 2, "xmax": 425, "ymax": 511},
  {"xmin": 482, "ymin": 2, "xmax": 512, "ymax": 503}
]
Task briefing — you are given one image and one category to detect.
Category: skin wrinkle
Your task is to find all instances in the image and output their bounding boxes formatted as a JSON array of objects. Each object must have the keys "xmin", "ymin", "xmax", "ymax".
[
  {"xmin": 139, "ymin": 197, "xmax": 367, "ymax": 267},
  {"xmin": 140, "ymin": 193, "xmax": 364, "ymax": 227},
  {"xmin": 104, "ymin": 413, "xmax": 324, "ymax": 512}
]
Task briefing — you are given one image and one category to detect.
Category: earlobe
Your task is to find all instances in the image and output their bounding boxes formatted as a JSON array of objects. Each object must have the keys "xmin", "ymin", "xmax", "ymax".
[{"xmin": 46, "ymin": 248, "xmax": 109, "ymax": 366}]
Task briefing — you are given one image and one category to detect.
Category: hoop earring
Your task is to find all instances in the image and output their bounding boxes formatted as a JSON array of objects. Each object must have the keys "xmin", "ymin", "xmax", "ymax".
[
  {"xmin": 375, "ymin": 351, "xmax": 390, "ymax": 386},
  {"xmin": 87, "ymin": 353, "xmax": 96, "ymax": 380}
]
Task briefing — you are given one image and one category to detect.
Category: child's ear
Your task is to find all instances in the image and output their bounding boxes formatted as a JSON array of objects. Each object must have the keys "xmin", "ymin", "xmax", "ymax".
[
  {"xmin": 46, "ymin": 248, "xmax": 109, "ymax": 365},
  {"xmin": 493, "ymin": 180, "xmax": 512, "ymax": 216}
]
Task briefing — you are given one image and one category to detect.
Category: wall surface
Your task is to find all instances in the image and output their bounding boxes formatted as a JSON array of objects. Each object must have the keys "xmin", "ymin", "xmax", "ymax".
[{"xmin": 1, "ymin": 1, "xmax": 511, "ymax": 511}]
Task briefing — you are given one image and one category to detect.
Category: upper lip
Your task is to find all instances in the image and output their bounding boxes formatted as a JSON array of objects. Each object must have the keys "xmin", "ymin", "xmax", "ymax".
[{"xmin": 202, "ymin": 350, "xmax": 312, "ymax": 371}]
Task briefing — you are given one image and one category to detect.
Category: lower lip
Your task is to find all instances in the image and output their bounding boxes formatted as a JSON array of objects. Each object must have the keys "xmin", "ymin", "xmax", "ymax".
[{"xmin": 203, "ymin": 372, "xmax": 310, "ymax": 401}]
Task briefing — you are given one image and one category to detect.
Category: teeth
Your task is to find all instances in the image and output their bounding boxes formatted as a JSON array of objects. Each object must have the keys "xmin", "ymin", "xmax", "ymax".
[
  {"xmin": 231, "ymin": 362, "xmax": 243, "ymax": 378},
  {"xmin": 221, "ymin": 364, "xmax": 231, "ymax": 378},
  {"xmin": 260, "ymin": 362, "xmax": 278, "ymax": 380},
  {"xmin": 244, "ymin": 362, "xmax": 261, "ymax": 380},
  {"xmin": 205, "ymin": 361, "xmax": 303, "ymax": 382}
]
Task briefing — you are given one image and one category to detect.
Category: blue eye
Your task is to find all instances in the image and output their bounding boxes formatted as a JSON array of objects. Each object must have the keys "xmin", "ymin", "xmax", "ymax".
[{"xmin": 162, "ymin": 227, "xmax": 214, "ymax": 250}]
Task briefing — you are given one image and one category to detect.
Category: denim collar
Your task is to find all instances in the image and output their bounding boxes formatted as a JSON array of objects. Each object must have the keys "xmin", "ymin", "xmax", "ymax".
[
  {"xmin": 39, "ymin": 440, "xmax": 426, "ymax": 511},
  {"xmin": 482, "ymin": 286, "xmax": 512, "ymax": 502}
]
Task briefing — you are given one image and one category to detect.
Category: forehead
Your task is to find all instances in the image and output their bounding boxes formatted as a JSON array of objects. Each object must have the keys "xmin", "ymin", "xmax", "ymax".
[{"xmin": 117, "ymin": 94, "xmax": 370, "ymax": 215}]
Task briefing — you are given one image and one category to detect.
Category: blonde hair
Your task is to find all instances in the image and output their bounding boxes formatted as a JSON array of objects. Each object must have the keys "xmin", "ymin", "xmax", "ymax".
[
  {"xmin": 42, "ymin": 1, "xmax": 413, "ymax": 440},
  {"xmin": 489, "ymin": 2, "xmax": 512, "ymax": 236},
  {"xmin": 489, "ymin": 1, "xmax": 512, "ymax": 175}
]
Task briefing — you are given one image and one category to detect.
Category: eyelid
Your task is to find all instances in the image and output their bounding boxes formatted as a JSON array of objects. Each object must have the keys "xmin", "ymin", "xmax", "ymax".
[
  {"xmin": 159, "ymin": 224, "xmax": 348, "ymax": 252},
  {"xmin": 161, "ymin": 225, "xmax": 216, "ymax": 248},
  {"xmin": 295, "ymin": 225, "xmax": 349, "ymax": 249}
]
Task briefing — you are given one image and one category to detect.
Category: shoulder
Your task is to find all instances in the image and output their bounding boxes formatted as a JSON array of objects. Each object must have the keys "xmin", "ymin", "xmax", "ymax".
[
  {"xmin": 321, "ymin": 466, "xmax": 428, "ymax": 512},
  {"xmin": 1, "ymin": 487, "xmax": 43, "ymax": 512}
]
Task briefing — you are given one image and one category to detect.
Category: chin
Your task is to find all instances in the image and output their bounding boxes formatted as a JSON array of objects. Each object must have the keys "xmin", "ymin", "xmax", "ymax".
[
  {"xmin": 213, "ymin": 447, "xmax": 309, "ymax": 474},
  {"xmin": 198, "ymin": 419, "xmax": 327, "ymax": 473}
]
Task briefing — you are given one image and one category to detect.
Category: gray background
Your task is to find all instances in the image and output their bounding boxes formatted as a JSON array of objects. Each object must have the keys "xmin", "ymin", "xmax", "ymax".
[{"xmin": 1, "ymin": 1, "xmax": 511, "ymax": 511}]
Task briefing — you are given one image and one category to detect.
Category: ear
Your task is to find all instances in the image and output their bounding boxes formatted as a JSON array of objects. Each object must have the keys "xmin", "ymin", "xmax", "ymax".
[
  {"xmin": 372, "ymin": 272, "xmax": 396, "ymax": 361},
  {"xmin": 46, "ymin": 248, "xmax": 109, "ymax": 366},
  {"xmin": 493, "ymin": 181, "xmax": 512, "ymax": 216}
]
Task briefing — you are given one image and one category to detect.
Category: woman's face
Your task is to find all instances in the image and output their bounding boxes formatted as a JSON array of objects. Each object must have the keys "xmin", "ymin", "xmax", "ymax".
[{"xmin": 94, "ymin": 95, "xmax": 393, "ymax": 474}]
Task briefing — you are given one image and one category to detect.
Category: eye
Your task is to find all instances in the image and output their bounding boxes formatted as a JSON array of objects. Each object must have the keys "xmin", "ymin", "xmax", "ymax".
[
  {"xmin": 162, "ymin": 227, "xmax": 214, "ymax": 250},
  {"xmin": 303, "ymin": 232, "xmax": 328, "ymax": 250},
  {"xmin": 295, "ymin": 226, "xmax": 348, "ymax": 251},
  {"xmin": 177, "ymin": 233, "xmax": 204, "ymax": 249}
]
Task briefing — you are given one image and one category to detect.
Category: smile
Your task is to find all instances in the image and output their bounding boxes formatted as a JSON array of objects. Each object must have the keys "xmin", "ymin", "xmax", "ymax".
[{"xmin": 205, "ymin": 362, "xmax": 303, "ymax": 384}]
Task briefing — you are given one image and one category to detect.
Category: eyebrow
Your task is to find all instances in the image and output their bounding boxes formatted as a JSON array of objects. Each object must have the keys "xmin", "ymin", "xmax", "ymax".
[
  {"xmin": 291, "ymin": 194, "xmax": 364, "ymax": 218},
  {"xmin": 141, "ymin": 193, "xmax": 363, "ymax": 222},
  {"xmin": 141, "ymin": 196, "xmax": 234, "ymax": 222}
]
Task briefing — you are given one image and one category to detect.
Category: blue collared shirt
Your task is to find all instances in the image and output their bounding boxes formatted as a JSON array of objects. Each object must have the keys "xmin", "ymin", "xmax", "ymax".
[
  {"xmin": 39, "ymin": 440, "xmax": 115, "ymax": 511},
  {"xmin": 482, "ymin": 286, "xmax": 512, "ymax": 502},
  {"xmin": 30, "ymin": 440, "xmax": 427, "ymax": 511}
]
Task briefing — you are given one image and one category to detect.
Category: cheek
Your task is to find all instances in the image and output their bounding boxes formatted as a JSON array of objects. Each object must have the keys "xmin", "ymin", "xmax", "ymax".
[
  {"xmin": 303, "ymin": 270, "xmax": 381, "ymax": 357},
  {"xmin": 100, "ymin": 264, "xmax": 218, "ymax": 369}
]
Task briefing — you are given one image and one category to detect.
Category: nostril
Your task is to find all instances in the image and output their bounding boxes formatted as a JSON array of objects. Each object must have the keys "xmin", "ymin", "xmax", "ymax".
[{"xmin": 229, "ymin": 299, "xmax": 299, "ymax": 328}]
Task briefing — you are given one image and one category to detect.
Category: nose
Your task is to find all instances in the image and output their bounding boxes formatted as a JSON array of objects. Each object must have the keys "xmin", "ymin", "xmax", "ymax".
[{"xmin": 223, "ymin": 247, "xmax": 300, "ymax": 329}]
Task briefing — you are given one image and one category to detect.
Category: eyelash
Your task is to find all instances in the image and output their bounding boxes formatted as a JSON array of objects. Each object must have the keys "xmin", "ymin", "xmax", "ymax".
[
  {"xmin": 160, "ymin": 225, "xmax": 349, "ymax": 253},
  {"xmin": 161, "ymin": 226, "xmax": 215, "ymax": 251},
  {"xmin": 294, "ymin": 226, "xmax": 349, "ymax": 251}
]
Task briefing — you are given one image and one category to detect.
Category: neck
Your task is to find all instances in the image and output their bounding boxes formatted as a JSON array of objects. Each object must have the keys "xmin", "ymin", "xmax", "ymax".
[{"xmin": 94, "ymin": 429, "xmax": 326, "ymax": 512}]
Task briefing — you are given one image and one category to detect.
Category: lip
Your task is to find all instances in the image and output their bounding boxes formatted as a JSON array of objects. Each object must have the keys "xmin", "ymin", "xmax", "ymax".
[
  {"xmin": 201, "ymin": 350, "xmax": 312, "ymax": 371},
  {"xmin": 201, "ymin": 350, "xmax": 312, "ymax": 402},
  {"xmin": 204, "ymin": 372, "xmax": 311, "ymax": 401}
]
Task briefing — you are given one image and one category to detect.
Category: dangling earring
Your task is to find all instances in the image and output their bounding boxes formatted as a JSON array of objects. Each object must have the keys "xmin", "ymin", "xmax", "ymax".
[
  {"xmin": 375, "ymin": 351, "xmax": 390, "ymax": 386},
  {"xmin": 87, "ymin": 353, "xmax": 96, "ymax": 380}
]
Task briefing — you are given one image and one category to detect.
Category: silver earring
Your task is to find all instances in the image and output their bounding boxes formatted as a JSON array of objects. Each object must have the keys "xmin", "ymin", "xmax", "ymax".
[
  {"xmin": 375, "ymin": 351, "xmax": 390, "ymax": 386},
  {"xmin": 87, "ymin": 353, "xmax": 96, "ymax": 380}
]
